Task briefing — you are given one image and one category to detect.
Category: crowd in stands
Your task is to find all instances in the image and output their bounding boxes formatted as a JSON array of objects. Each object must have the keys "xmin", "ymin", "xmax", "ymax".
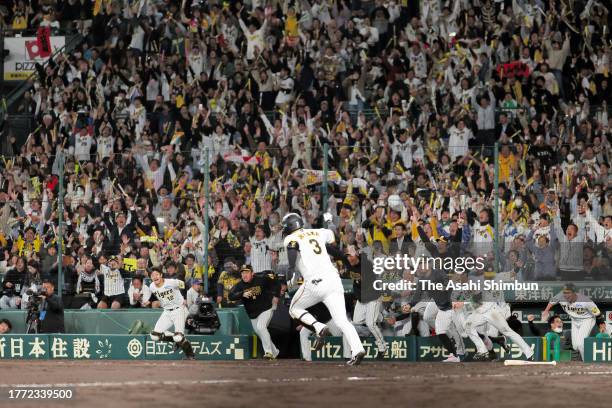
[{"xmin": 0, "ymin": 0, "xmax": 610, "ymax": 312}]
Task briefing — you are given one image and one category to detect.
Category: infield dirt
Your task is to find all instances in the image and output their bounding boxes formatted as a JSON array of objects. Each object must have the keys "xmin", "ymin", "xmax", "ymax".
[{"xmin": 0, "ymin": 360, "xmax": 610, "ymax": 408}]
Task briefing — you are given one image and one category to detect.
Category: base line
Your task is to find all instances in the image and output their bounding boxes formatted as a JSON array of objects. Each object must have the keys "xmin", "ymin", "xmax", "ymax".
[{"xmin": 2, "ymin": 369, "xmax": 612, "ymax": 389}]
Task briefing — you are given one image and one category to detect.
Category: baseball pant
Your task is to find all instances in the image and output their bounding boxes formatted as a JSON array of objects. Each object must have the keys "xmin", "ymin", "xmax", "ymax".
[
  {"xmin": 396, "ymin": 308, "xmax": 431, "ymax": 337},
  {"xmin": 154, "ymin": 306, "xmax": 188, "ymax": 337},
  {"xmin": 423, "ymin": 302, "xmax": 438, "ymax": 329},
  {"xmin": 289, "ymin": 274, "xmax": 365, "ymax": 357},
  {"xmin": 471, "ymin": 304, "xmax": 533, "ymax": 358},
  {"xmin": 435, "ymin": 309, "xmax": 465, "ymax": 355},
  {"xmin": 463, "ymin": 311, "xmax": 492, "ymax": 354},
  {"xmin": 571, "ymin": 317, "xmax": 595, "ymax": 360},
  {"xmin": 251, "ymin": 307, "xmax": 279, "ymax": 357},
  {"xmin": 399, "ymin": 301, "xmax": 431, "ymax": 336},
  {"xmin": 300, "ymin": 320, "xmax": 349, "ymax": 361},
  {"xmin": 485, "ymin": 302, "xmax": 511, "ymax": 337},
  {"xmin": 353, "ymin": 298, "xmax": 386, "ymax": 352}
]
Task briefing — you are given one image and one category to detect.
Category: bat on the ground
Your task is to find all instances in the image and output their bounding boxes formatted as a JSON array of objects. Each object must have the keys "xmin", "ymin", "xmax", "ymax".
[{"xmin": 504, "ymin": 360, "xmax": 557, "ymax": 366}]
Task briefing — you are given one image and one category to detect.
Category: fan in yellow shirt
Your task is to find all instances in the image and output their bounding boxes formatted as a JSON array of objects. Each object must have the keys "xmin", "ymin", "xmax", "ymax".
[
  {"xmin": 284, "ymin": 8, "xmax": 299, "ymax": 47},
  {"xmin": 362, "ymin": 205, "xmax": 392, "ymax": 253},
  {"xmin": 498, "ymin": 144, "xmax": 517, "ymax": 183}
]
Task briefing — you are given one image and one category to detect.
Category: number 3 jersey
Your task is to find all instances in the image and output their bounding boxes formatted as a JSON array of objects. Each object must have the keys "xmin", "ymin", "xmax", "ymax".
[
  {"xmin": 283, "ymin": 228, "xmax": 337, "ymax": 281},
  {"xmin": 150, "ymin": 279, "xmax": 185, "ymax": 310}
]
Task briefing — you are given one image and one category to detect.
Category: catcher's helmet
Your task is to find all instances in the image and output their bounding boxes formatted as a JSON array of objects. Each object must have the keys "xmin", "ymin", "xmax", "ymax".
[{"xmin": 282, "ymin": 213, "xmax": 304, "ymax": 236}]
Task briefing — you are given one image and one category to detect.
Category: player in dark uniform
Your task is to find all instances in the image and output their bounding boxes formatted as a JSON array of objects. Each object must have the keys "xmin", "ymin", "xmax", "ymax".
[
  {"xmin": 229, "ymin": 265, "xmax": 281, "ymax": 359},
  {"xmin": 338, "ymin": 246, "xmax": 387, "ymax": 358},
  {"xmin": 406, "ymin": 266, "xmax": 465, "ymax": 362}
]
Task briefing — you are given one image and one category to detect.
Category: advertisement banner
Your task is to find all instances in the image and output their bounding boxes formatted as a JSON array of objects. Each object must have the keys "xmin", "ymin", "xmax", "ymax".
[
  {"xmin": 0, "ymin": 334, "xmax": 250, "ymax": 360},
  {"xmin": 416, "ymin": 337, "xmax": 543, "ymax": 361},
  {"xmin": 311, "ymin": 336, "xmax": 417, "ymax": 361},
  {"xmin": 3, "ymin": 36, "xmax": 65, "ymax": 81},
  {"xmin": 583, "ymin": 338, "xmax": 612, "ymax": 362},
  {"xmin": 0, "ymin": 335, "xmax": 49, "ymax": 359},
  {"xmin": 144, "ymin": 335, "xmax": 250, "ymax": 360},
  {"xmin": 508, "ymin": 283, "xmax": 612, "ymax": 302}
]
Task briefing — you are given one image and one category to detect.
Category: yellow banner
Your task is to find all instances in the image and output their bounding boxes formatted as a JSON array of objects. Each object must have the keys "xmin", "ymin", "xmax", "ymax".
[
  {"xmin": 301, "ymin": 169, "xmax": 342, "ymax": 186},
  {"xmin": 122, "ymin": 258, "xmax": 137, "ymax": 272}
]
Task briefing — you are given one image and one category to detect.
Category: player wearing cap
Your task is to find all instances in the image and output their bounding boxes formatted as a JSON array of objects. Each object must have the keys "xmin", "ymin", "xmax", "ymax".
[
  {"xmin": 282, "ymin": 212, "xmax": 366, "ymax": 366},
  {"xmin": 406, "ymin": 265, "xmax": 466, "ymax": 362},
  {"xmin": 149, "ymin": 268, "xmax": 195, "ymax": 360},
  {"xmin": 343, "ymin": 244, "xmax": 387, "ymax": 358},
  {"xmin": 542, "ymin": 283, "xmax": 602, "ymax": 360},
  {"xmin": 229, "ymin": 265, "xmax": 280, "ymax": 359}
]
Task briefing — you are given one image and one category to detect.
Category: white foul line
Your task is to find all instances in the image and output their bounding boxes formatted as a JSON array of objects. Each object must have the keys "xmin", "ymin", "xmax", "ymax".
[{"xmin": 1, "ymin": 369, "xmax": 612, "ymax": 389}]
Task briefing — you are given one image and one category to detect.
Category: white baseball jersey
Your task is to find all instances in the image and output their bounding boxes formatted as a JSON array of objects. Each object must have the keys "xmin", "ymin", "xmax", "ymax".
[
  {"xmin": 74, "ymin": 133, "xmax": 94, "ymax": 162},
  {"xmin": 97, "ymin": 135, "xmax": 114, "ymax": 160},
  {"xmin": 100, "ymin": 265, "xmax": 125, "ymax": 296},
  {"xmin": 250, "ymin": 237, "xmax": 273, "ymax": 273},
  {"xmin": 150, "ymin": 279, "xmax": 185, "ymax": 310},
  {"xmin": 550, "ymin": 292, "xmax": 601, "ymax": 320},
  {"xmin": 283, "ymin": 228, "xmax": 336, "ymax": 281}
]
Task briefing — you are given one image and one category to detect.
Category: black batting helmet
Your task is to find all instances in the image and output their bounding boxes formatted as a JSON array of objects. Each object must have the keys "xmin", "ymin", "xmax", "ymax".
[{"xmin": 282, "ymin": 213, "xmax": 304, "ymax": 236}]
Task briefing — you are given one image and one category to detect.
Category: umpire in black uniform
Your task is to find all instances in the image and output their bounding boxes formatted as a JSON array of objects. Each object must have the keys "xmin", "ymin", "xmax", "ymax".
[{"xmin": 229, "ymin": 265, "xmax": 280, "ymax": 359}]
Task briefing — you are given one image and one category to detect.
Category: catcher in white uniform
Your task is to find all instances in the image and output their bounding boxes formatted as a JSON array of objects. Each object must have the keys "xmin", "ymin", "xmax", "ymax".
[
  {"xmin": 542, "ymin": 283, "xmax": 602, "ymax": 360},
  {"xmin": 149, "ymin": 268, "xmax": 195, "ymax": 359},
  {"xmin": 282, "ymin": 213, "xmax": 366, "ymax": 366}
]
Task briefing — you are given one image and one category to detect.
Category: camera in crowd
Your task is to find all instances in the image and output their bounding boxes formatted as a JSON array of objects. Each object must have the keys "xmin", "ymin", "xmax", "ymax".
[
  {"xmin": 25, "ymin": 287, "xmax": 47, "ymax": 311},
  {"xmin": 186, "ymin": 296, "xmax": 221, "ymax": 335}
]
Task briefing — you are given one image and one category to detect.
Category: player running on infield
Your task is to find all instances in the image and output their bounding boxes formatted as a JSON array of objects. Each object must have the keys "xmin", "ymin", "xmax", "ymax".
[
  {"xmin": 282, "ymin": 213, "xmax": 366, "ymax": 366},
  {"xmin": 149, "ymin": 268, "xmax": 195, "ymax": 360}
]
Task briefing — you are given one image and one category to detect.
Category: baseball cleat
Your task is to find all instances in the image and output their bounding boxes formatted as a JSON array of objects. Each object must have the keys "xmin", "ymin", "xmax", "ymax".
[
  {"xmin": 263, "ymin": 352, "xmax": 276, "ymax": 360},
  {"xmin": 313, "ymin": 327, "xmax": 331, "ymax": 351},
  {"xmin": 527, "ymin": 353, "xmax": 536, "ymax": 362},
  {"xmin": 442, "ymin": 354, "xmax": 460, "ymax": 363},
  {"xmin": 488, "ymin": 350, "xmax": 498, "ymax": 361},
  {"xmin": 346, "ymin": 351, "xmax": 366, "ymax": 366},
  {"xmin": 500, "ymin": 336, "xmax": 511, "ymax": 353},
  {"xmin": 473, "ymin": 352, "xmax": 491, "ymax": 362}
]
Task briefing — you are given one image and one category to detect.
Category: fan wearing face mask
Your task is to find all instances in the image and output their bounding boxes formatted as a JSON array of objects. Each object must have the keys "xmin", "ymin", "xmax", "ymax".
[{"xmin": 527, "ymin": 313, "xmax": 568, "ymax": 362}]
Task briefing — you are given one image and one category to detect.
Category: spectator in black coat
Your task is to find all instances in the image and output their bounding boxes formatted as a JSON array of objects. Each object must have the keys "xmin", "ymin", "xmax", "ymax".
[{"xmin": 38, "ymin": 279, "xmax": 65, "ymax": 334}]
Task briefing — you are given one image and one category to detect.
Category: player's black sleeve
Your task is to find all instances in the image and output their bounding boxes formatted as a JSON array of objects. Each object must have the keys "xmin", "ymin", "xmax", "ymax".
[
  {"xmin": 228, "ymin": 282, "xmax": 245, "ymax": 301},
  {"xmin": 286, "ymin": 240, "xmax": 299, "ymax": 281},
  {"xmin": 393, "ymin": 312, "xmax": 411, "ymax": 321},
  {"xmin": 528, "ymin": 320, "xmax": 542, "ymax": 336},
  {"xmin": 407, "ymin": 280, "xmax": 424, "ymax": 307},
  {"xmin": 325, "ymin": 243, "xmax": 344, "ymax": 259},
  {"xmin": 265, "ymin": 273, "xmax": 281, "ymax": 297},
  {"xmin": 417, "ymin": 225, "xmax": 440, "ymax": 257},
  {"xmin": 216, "ymin": 282, "xmax": 225, "ymax": 299}
]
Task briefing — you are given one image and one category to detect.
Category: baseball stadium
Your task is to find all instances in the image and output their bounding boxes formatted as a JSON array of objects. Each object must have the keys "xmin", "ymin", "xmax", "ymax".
[{"xmin": 0, "ymin": 0, "xmax": 610, "ymax": 407}]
